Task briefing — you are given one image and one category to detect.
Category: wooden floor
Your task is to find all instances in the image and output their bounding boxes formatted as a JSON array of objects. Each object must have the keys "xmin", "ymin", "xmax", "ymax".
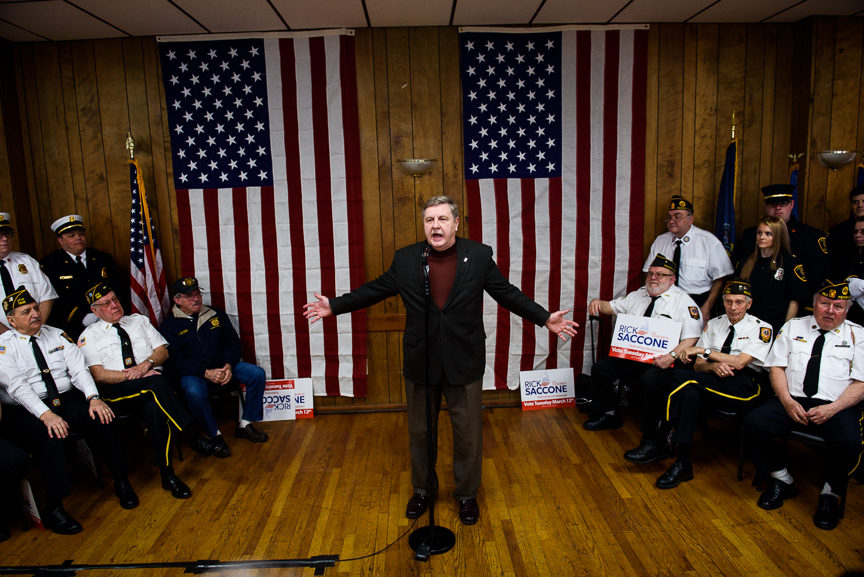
[{"xmin": 2, "ymin": 404, "xmax": 863, "ymax": 576}]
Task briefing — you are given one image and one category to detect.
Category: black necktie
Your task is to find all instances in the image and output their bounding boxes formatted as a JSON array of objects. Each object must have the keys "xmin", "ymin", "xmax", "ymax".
[
  {"xmin": 76, "ymin": 255, "xmax": 87, "ymax": 272},
  {"xmin": 720, "ymin": 325, "xmax": 735, "ymax": 354},
  {"xmin": 30, "ymin": 336, "xmax": 62, "ymax": 412},
  {"xmin": 802, "ymin": 329, "xmax": 829, "ymax": 397},
  {"xmin": 113, "ymin": 323, "xmax": 137, "ymax": 368},
  {"xmin": 643, "ymin": 296, "xmax": 660, "ymax": 317},
  {"xmin": 673, "ymin": 240, "xmax": 682, "ymax": 286},
  {"xmin": 0, "ymin": 259, "xmax": 14, "ymax": 296}
]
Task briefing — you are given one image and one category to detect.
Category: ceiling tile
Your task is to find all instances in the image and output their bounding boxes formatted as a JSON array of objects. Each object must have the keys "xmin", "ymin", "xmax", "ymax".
[
  {"xmin": 173, "ymin": 0, "xmax": 287, "ymax": 33},
  {"xmin": 612, "ymin": 0, "xmax": 717, "ymax": 23},
  {"xmin": 269, "ymin": 0, "xmax": 367, "ymax": 29},
  {"xmin": 365, "ymin": 0, "xmax": 451, "ymax": 27},
  {"xmin": 453, "ymin": 0, "xmax": 539, "ymax": 25},
  {"xmin": 71, "ymin": 0, "xmax": 206, "ymax": 36},
  {"xmin": 0, "ymin": 0, "xmax": 124, "ymax": 40},
  {"xmin": 764, "ymin": 0, "xmax": 864, "ymax": 22},
  {"xmin": 534, "ymin": 0, "xmax": 628, "ymax": 24},
  {"xmin": 0, "ymin": 18, "xmax": 46, "ymax": 41},
  {"xmin": 688, "ymin": 0, "xmax": 799, "ymax": 23}
]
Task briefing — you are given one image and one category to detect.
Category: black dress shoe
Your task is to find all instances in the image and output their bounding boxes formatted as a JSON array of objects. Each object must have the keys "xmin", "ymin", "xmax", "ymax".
[
  {"xmin": 162, "ymin": 474, "xmax": 192, "ymax": 499},
  {"xmin": 235, "ymin": 423, "xmax": 268, "ymax": 443},
  {"xmin": 813, "ymin": 494, "xmax": 842, "ymax": 530},
  {"xmin": 114, "ymin": 480, "xmax": 139, "ymax": 510},
  {"xmin": 656, "ymin": 462, "xmax": 694, "ymax": 489},
  {"xmin": 41, "ymin": 505, "xmax": 83, "ymax": 535},
  {"xmin": 757, "ymin": 480, "xmax": 797, "ymax": 510},
  {"xmin": 191, "ymin": 436, "xmax": 220, "ymax": 457},
  {"xmin": 459, "ymin": 498, "xmax": 480, "ymax": 525},
  {"xmin": 405, "ymin": 493, "xmax": 429, "ymax": 519},
  {"xmin": 623, "ymin": 440, "xmax": 672, "ymax": 464},
  {"xmin": 584, "ymin": 412, "xmax": 622, "ymax": 431},
  {"xmin": 213, "ymin": 435, "xmax": 232, "ymax": 458}
]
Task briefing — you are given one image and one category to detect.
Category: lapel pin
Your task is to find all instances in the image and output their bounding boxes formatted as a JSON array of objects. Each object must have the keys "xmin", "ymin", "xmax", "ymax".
[{"xmin": 464, "ymin": 257, "xmax": 468, "ymax": 262}]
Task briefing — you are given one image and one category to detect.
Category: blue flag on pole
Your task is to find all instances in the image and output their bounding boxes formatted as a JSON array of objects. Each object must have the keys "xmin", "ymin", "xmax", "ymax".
[
  {"xmin": 789, "ymin": 162, "xmax": 800, "ymax": 219},
  {"xmin": 715, "ymin": 140, "xmax": 737, "ymax": 254}
]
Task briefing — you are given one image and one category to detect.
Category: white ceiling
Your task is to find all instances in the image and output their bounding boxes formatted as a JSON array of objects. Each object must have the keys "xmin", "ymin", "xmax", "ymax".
[{"xmin": 0, "ymin": 0, "xmax": 861, "ymax": 42}]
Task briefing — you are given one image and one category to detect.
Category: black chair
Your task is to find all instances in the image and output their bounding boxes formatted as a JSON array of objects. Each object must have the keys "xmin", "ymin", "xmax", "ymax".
[{"xmin": 780, "ymin": 431, "xmax": 851, "ymax": 517}]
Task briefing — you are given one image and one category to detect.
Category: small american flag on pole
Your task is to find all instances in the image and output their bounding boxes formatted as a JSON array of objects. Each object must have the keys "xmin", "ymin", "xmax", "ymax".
[{"xmin": 129, "ymin": 158, "xmax": 170, "ymax": 325}]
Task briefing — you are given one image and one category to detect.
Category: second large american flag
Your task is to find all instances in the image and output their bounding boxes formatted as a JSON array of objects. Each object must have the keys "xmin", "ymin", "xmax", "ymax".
[{"xmin": 461, "ymin": 26, "xmax": 649, "ymax": 389}]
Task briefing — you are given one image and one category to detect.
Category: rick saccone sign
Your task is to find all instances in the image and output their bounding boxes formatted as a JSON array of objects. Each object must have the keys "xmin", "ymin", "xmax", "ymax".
[
  {"xmin": 609, "ymin": 313, "xmax": 682, "ymax": 363},
  {"xmin": 519, "ymin": 368, "xmax": 575, "ymax": 410},
  {"xmin": 240, "ymin": 379, "xmax": 313, "ymax": 420}
]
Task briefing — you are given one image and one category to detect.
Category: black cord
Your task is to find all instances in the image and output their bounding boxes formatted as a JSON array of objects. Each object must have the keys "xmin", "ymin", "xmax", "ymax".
[{"xmin": 337, "ymin": 518, "xmax": 418, "ymax": 563}]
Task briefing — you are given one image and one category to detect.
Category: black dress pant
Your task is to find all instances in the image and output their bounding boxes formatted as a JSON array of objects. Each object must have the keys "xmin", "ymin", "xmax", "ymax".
[
  {"xmin": 100, "ymin": 374, "xmax": 196, "ymax": 467},
  {"xmin": 0, "ymin": 436, "xmax": 29, "ymax": 522},
  {"xmin": 0, "ymin": 391, "xmax": 127, "ymax": 503},
  {"xmin": 588, "ymin": 356, "xmax": 676, "ymax": 415},
  {"xmin": 744, "ymin": 397, "xmax": 864, "ymax": 496},
  {"xmin": 640, "ymin": 367, "xmax": 760, "ymax": 444}
]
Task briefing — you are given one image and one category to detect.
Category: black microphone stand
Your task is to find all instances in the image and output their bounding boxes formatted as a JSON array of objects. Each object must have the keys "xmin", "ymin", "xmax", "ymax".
[{"xmin": 409, "ymin": 245, "xmax": 455, "ymax": 560}]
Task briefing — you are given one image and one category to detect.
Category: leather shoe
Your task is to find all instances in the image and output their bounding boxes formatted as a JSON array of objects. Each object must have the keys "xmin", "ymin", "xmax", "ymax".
[
  {"xmin": 623, "ymin": 440, "xmax": 672, "ymax": 464},
  {"xmin": 162, "ymin": 474, "xmax": 192, "ymax": 499},
  {"xmin": 213, "ymin": 435, "xmax": 232, "ymax": 458},
  {"xmin": 405, "ymin": 493, "xmax": 429, "ymax": 519},
  {"xmin": 459, "ymin": 498, "xmax": 480, "ymax": 525},
  {"xmin": 757, "ymin": 480, "xmax": 797, "ymax": 510},
  {"xmin": 235, "ymin": 423, "xmax": 268, "ymax": 443},
  {"xmin": 813, "ymin": 494, "xmax": 842, "ymax": 530},
  {"xmin": 42, "ymin": 505, "xmax": 83, "ymax": 535},
  {"xmin": 656, "ymin": 462, "xmax": 693, "ymax": 489},
  {"xmin": 114, "ymin": 480, "xmax": 139, "ymax": 510},
  {"xmin": 191, "ymin": 435, "xmax": 220, "ymax": 457},
  {"xmin": 584, "ymin": 412, "xmax": 622, "ymax": 431}
]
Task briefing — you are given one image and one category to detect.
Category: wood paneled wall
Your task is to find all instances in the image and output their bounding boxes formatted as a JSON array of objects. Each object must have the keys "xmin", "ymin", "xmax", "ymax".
[{"xmin": 1, "ymin": 18, "xmax": 862, "ymax": 410}]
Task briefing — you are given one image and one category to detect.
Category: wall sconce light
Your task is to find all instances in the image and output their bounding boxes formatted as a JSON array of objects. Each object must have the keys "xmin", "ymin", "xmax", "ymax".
[
  {"xmin": 397, "ymin": 159, "xmax": 437, "ymax": 183},
  {"xmin": 816, "ymin": 151, "xmax": 859, "ymax": 171}
]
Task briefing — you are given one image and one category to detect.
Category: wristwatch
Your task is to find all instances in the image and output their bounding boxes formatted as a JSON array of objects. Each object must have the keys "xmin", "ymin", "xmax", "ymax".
[
  {"xmin": 702, "ymin": 349, "xmax": 712, "ymax": 359},
  {"xmin": 669, "ymin": 351, "xmax": 678, "ymax": 359},
  {"xmin": 87, "ymin": 394, "xmax": 101, "ymax": 402},
  {"xmin": 146, "ymin": 358, "xmax": 156, "ymax": 367}
]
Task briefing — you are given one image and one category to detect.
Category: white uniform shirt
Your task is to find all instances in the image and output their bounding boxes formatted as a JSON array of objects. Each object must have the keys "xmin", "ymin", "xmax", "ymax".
[
  {"xmin": 764, "ymin": 316, "xmax": 864, "ymax": 402},
  {"xmin": 0, "ymin": 325, "xmax": 99, "ymax": 417},
  {"xmin": 608, "ymin": 285, "xmax": 703, "ymax": 340},
  {"xmin": 696, "ymin": 313, "xmax": 773, "ymax": 371},
  {"xmin": 642, "ymin": 225, "xmax": 734, "ymax": 295},
  {"xmin": 0, "ymin": 252, "xmax": 59, "ymax": 330},
  {"xmin": 78, "ymin": 314, "xmax": 167, "ymax": 370}
]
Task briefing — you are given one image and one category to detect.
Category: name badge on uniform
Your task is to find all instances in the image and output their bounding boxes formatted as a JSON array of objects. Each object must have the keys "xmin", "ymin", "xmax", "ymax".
[
  {"xmin": 774, "ymin": 268, "xmax": 784, "ymax": 281},
  {"xmin": 60, "ymin": 275, "xmax": 73, "ymax": 280}
]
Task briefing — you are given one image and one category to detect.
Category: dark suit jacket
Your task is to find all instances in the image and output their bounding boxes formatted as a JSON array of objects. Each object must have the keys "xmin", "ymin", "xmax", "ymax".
[
  {"xmin": 40, "ymin": 248, "xmax": 129, "ymax": 339},
  {"xmin": 330, "ymin": 237, "xmax": 550, "ymax": 386}
]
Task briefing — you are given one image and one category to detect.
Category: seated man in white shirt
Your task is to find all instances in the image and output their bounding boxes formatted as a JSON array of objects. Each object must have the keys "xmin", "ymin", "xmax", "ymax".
[
  {"xmin": 623, "ymin": 279, "xmax": 773, "ymax": 489},
  {"xmin": 584, "ymin": 255, "xmax": 703, "ymax": 430},
  {"xmin": 0, "ymin": 287, "xmax": 133, "ymax": 535},
  {"xmin": 744, "ymin": 279, "xmax": 864, "ymax": 530},
  {"xmin": 78, "ymin": 283, "xmax": 219, "ymax": 499}
]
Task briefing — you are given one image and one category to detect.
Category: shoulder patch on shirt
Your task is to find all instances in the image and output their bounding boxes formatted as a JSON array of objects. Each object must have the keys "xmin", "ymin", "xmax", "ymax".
[
  {"xmin": 18, "ymin": 264, "xmax": 27, "ymax": 274},
  {"xmin": 0, "ymin": 346, "xmax": 5, "ymax": 354},
  {"xmin": 794, "ymin": 264, "xmax": 806, "ymax": 282},
  {"xmin": 818, "ymin": 237, "xmax": 827, "ymax": 254},
  {"xmin": 760, "ymin": 327, "xmax": 772, "ymax": 343},
  {"xmin": 178, "ymin": 329, "xmax": 189, "ymax": 336},
  {"xmin": 689, "ymin": 306, "xmax": 699, "ymax": 320},
  {"xmin": 77, "ymin": 337, "xmax": 86, "ymax": 348},
  {"xmin": 61, "ymin": 332, "xmax": 74, "ymax": 343}
]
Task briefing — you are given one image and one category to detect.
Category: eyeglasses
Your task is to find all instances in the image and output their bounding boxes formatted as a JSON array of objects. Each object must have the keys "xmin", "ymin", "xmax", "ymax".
[
  {"xmin": 769, "ymin": 199, "xmax": 792, "ymax": 207},
  {"xmin": 664, "ymin": 214, "xmax": 690, "ymax": 223},
  {"xmin": 0, "ymin": 231, "xmax": 14, "ymax": 239},
  {"xmin": 93, "ymin": 297, "xmax": 121, "ymax": 308},
  {"xmin": 646, "ymin": 272, "xmax": 674, "ymax": 279}
]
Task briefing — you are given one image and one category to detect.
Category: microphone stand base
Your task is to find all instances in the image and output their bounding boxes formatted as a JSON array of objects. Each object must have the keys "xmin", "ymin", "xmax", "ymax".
[{"xmin": 409, "ymin": 525, "xmax": 455, "ymax": 561}]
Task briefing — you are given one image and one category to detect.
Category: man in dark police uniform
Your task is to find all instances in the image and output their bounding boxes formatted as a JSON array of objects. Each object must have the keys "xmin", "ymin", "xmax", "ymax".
[
  {"xmin": 40, "ymin": 215, "xmax": 128, "ymax": 340},
  {"xmin": 303, "ymin": 196, "xmax": 578, "ymax": 525}
]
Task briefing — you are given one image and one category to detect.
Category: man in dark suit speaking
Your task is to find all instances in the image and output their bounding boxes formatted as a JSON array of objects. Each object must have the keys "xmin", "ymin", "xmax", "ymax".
[{"xmin": 304, "ymin": 196, "xmax": 578, "ymax": 525}]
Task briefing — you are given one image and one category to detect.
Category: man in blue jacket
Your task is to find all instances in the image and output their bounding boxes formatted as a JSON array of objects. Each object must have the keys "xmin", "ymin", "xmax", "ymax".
[{"xmin": 159, "ymin": 278, "xmax": 267, "ymax": 457}]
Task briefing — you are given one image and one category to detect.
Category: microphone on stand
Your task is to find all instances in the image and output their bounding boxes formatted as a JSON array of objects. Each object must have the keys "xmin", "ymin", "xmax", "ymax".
[{"xmin": 422, "ymin": 245, "xmax": 431, "ymax": 302}]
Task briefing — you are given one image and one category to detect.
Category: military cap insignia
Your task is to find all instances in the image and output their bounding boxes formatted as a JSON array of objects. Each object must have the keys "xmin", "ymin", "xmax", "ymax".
[
  {"xmin": 678, "ymin": 201, "xmax": 685, "ymax": 208},
  {"xmin": 183, "ymin": 278, "xmax": 195, "ymax": 286},
  {"xmin": 68, "ymin": 216, "xmax": 76, "ymax": 222},
  {"xmin": 818, "ymin": 237, "xmax": 827, "ymax": 254},
  {"xmin": 843, "ymin": 286, "xmax": 849, "ymax": 296},
  {"xmin": 688, "ymin": 306, "xmax": 699, "ymax": 319},
  {"xmin": 61, "ymin": 332, "xmax": 74, "ymax": 343},
  {"xmin": 101, "ymin": 267, "xmax": 108, "ymax": 278},
  {"xmin": 794, "ymin": 265, "xmax": 806, "ymax": 282},
  {"xmin": 0, "ymin": 215, "xmax": 5, "ymax": 222},
  {"xmin": 760, "ymin": 327, "xmax": 772, "ymax": 343},
  {"xmin": 18, "ymin": 264, "xmax": 27, "ymax": 274},
  {"xmin": 829, "ymin": 289, "xmax": 836, "ymax": 298}
]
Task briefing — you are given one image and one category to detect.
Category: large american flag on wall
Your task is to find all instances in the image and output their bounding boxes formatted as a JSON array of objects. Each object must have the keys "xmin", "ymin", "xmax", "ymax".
[
  {"xmin": 460, "ymin": 26, "xmax": 649, "ymax": 389},
  {"xmin": 157, "ymin": 30, "xmax": 367, "ymax": 397}
]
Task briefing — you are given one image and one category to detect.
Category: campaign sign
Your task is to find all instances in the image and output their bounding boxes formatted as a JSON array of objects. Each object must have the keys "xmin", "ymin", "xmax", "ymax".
[
  {"xmin": 19, "ymin": 479, "xmax": 43, "ymax": 530},
  {"xmin": 240, "ymin": 379, "xmax": 314, "ymax": 421},
  {"xmin": 519, "ymin": 368, "xmax": 575, "ymax": 411},
  {"xmin": 609, "ymin": 313, "xmax": 682, "ymax": 363}
]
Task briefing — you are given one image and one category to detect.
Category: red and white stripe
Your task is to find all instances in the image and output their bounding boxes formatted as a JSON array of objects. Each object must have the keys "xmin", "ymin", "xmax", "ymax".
[
  {"xmin": 466, "ymin": 27, "xmax": 648, "ymax": 390},
  {"xmin": 175, "ymin": 32, "xmax": 366, "ymax": 397}
]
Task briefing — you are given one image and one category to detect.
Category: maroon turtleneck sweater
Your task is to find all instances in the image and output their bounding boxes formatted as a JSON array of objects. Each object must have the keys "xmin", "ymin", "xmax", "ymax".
[{"xmin": 428, "ymin": 243, "xmax": 458, "ymax": 310}]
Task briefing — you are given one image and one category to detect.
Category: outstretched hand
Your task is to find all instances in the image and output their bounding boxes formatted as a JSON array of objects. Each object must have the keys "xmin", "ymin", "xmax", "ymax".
[
  {"xmin": 303, "ymin": 292, "xmax": 333, "ymax": 324},
  {"xmin": 545, "ymin": 309, "xmax": 579, "ymax": 342}
]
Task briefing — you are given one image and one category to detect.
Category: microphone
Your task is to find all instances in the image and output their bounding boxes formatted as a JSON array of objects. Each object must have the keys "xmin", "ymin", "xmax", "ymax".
[{"xmin": 422, "ymin": 245, "xmax": 431, "ymax": 299}]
